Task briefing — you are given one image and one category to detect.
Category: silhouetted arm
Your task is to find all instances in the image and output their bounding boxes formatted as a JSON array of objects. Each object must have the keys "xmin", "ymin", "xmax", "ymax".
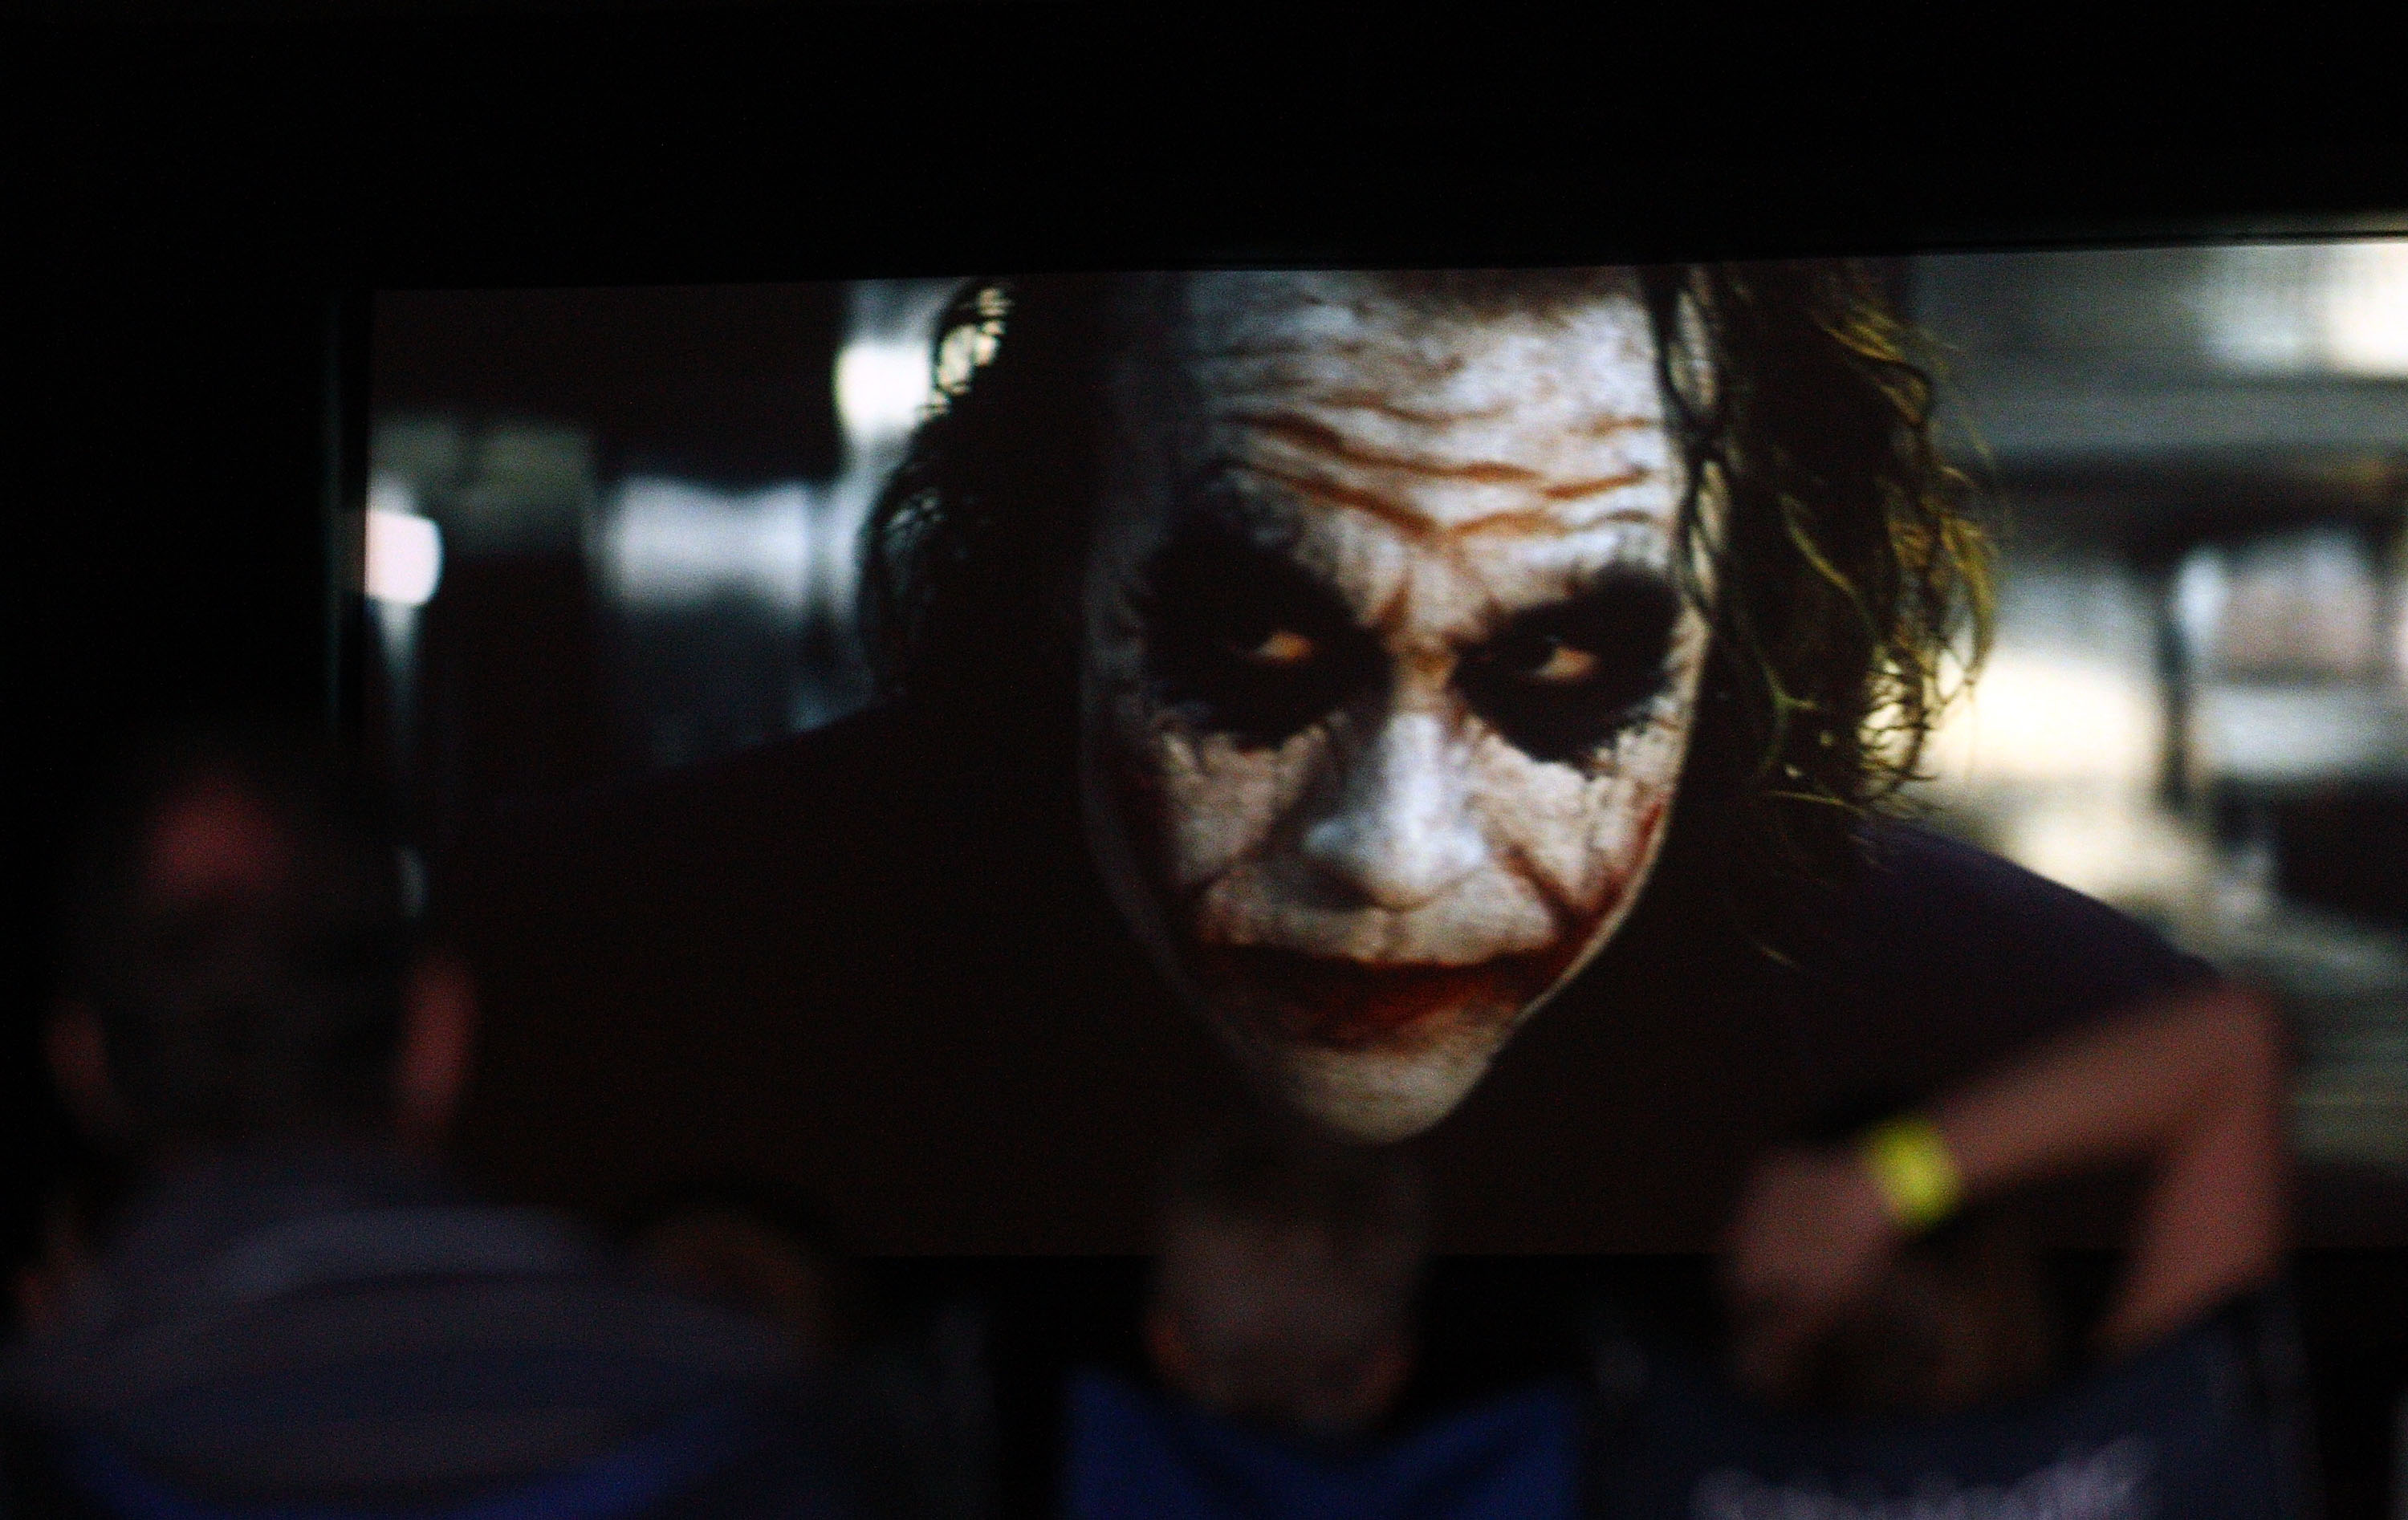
[{"xmin": 1724, "ymin": 978, "xmax": 2288, "ymax": 1386}]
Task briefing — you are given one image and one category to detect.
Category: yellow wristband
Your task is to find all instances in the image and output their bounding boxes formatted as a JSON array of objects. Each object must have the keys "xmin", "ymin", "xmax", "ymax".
[{"xmin": 1857, "ymin": 1117, "xmax": 1963, "ymax": 1233}]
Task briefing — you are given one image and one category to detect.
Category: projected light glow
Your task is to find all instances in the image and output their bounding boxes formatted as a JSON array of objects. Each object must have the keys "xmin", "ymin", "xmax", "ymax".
[
  {"xmin": 596, "ymin": 478, "xmax": 816, "ymax": 614},
  {"xmin": 364, "ymin": 482, "xmax": 443, "ymax": 607},
  {"xmin": 2398, "ymin": 571, "xmax": 2408, "ymax": 681},
  {"xmin": 1924, "ymin": 652, "xmax": 2162, "ymax": 790},
  {"xmin": 2205, "ymin": 241, "xmax": 2408, "ymax": 378},
  {"xmin": 835, "ymin": 339, "xmax": 938, "ymax": 443},
  {"xmin": 2325, "ymin": 242, "xmax": 2408, "ymax": 376}
]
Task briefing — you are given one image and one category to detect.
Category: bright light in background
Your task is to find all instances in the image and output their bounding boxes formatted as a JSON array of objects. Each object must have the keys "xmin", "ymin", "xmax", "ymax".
[
  {"xmin": 1993, "ymin": 795, "xmax": 2212, "ymax": 913},
  {"xmin": 597, "ymin": 478, "xmax": 816, "ymax": 614},
  {"xmin": 835, "ymin": 339, "xmax": 938, "ymax": 443},
  {"xmin": 585, "ymin": 282, "xmax": 969, "ymax": 752},
  {"xmin": 2181, "ymin": 531, "xmax": 2390, "ymax": 681},
  {"xmin": 361, "ymin": 475, "xmax": 440, "ymax": 775},
  {"xmin": 2204, "ymin": 240, "xmax": 2408, "ymax": 378},
  {"xmin": 1920, "ymin": 652, "xmax": 2208, "ymax": 909},
  {"xmin": 1923, "ymin": 652, "xmax": 2163, "ymax": 788},
  {"xmin": 2396, "ymin": 558, "xmax": 2408, "ymax": 681},
  {"xmin": 364, "ymin": 478, "xmax": 443, "ymax": 607},
  {"xmin": 2325, "ymin": 242, "xmax": 2408, "ymax": 376},
  {"xmin": 2193, "ymin": 685, "xmax": 2408, "ymax": 782},
  {"xmin": 2173, "ymin": 548, "xmax": 2228, "ymax": 669},
  {"xmin": 1913, "ymin": 563, "xmax": 2194, "ymax": 911},
  {"xmin": 814, "ymin": 279, "xmax": 973, "ymax": 632},
  {"xmin": 834, "ymin": 281, "xmax": 967, "ymax": 457}
]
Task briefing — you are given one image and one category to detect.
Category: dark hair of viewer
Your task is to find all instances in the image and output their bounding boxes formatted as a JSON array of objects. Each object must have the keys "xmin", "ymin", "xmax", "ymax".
[
  {"xmin": 1149, "ymin": 1116, "xmax": 1429, "ymax": 1437},
  {"xmin": 59, "ymin": 723, "xmax": 416, "ymax": 1154}
]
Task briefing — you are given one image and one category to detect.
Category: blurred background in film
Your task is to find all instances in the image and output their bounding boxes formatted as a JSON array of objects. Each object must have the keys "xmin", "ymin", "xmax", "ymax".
[{"xmin": 366, "ymin": 245, "xmax": 2408, "ymax": 1177}]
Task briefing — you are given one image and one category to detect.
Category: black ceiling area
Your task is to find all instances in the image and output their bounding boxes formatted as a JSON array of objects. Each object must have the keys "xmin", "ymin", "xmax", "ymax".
[
  {"xmin": 372, "ymin": 284, "xmax": 849, "ymax": 483},
  {"xmin": 21, "ymin": 14, "xmax": 2408, "ymax": 292}
]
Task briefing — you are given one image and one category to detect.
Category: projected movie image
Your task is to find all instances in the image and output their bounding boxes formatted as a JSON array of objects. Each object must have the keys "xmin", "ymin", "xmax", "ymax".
[
  {"xmin": 370, "ymin": 251, "xmax": 2408, "ymax": 1251},
  {"xmin": 1077, "ymin": 272, "xmax": 1712, "ymax": 1142}
]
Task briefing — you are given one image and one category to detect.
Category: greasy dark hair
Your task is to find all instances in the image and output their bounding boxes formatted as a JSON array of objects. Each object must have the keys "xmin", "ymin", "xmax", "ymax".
[
  {"xmin": 60, "ymin": 723, "xmax": 417, "ymax": 1151},
  {"xmin": 864, "ymin": 266, "xmax": 1989, "ymax": 943}
]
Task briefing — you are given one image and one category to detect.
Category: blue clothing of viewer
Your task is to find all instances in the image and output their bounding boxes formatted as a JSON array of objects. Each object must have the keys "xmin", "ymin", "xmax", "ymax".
[
  {"xmin": 1064, "ymin": 1372, "xmax": 1581, "ymax": 1520},
  {"xmin": 2, "ymin": 1144, "xmax": 852, "ymax": 1520}
]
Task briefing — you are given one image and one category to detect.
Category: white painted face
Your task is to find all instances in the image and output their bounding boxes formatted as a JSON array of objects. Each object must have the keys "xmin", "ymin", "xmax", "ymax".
[{"xmin": 1080, "ymin": 270, "xmax": 1715, "ymax": 1142}]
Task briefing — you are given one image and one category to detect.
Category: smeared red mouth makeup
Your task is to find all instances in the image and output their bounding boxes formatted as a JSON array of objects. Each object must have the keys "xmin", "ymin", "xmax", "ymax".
[{"xmin": 1192, "ymin": 939, "xmax": 1588, "ymax": 1053}]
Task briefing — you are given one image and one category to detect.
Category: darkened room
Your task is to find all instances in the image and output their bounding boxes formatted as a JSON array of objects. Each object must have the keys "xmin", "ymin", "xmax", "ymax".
[{"xmin": 16, "ymin": 10, "xmax": 2408, "ymax": 1518}]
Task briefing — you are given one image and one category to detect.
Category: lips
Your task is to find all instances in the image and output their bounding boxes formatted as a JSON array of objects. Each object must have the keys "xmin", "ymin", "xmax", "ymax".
[{"xmin": 1192, "ymin": 941, "xmax": 1581, "ymax": 1052}]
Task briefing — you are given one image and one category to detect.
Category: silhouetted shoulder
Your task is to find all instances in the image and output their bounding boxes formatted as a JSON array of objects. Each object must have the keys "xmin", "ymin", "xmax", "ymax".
[
  {"xmin": 1852, "ymin": 822, "xmax": 2211, "ymax": 1006},
  {"xmin": 1808, "ymin": 821, "xmax": 2217, "ymax": 1106}
]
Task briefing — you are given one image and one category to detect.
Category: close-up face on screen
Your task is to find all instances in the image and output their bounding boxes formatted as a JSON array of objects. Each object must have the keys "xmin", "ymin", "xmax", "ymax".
[
  {"xmin": 371, "ymin": 244, "xmax": 2408, "ymax": 1246},
  {"xmin": 1079, "ymin": 270, "xmax": 1714, "ymax": 1140}
]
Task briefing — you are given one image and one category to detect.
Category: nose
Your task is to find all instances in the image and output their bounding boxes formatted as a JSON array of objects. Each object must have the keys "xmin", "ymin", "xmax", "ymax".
[{"xmin": 1301, "ymin": 709, "xmax": 1489, "ymax": 912}]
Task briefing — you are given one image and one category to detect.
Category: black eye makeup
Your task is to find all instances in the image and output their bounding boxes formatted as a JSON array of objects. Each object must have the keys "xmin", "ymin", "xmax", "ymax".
[
  {"xmin": 1456, "ymin": 568, "xmax": 1682, "ymax": 763},
  {"xmin": 1140, "ymin": 521, "xmax": 1381, "ymax": 748}
]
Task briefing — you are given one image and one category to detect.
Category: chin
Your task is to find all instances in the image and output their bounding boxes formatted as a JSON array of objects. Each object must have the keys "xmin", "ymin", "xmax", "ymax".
[{"xmin": 1255, "ymin": 1036, "xmax": 1507, "ymax": 1144}]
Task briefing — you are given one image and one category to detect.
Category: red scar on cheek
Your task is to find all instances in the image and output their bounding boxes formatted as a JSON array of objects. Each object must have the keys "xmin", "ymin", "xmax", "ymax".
[{"xmin": 1120, "ymin": 740, "xmax": 1678, "ymax": 1055}]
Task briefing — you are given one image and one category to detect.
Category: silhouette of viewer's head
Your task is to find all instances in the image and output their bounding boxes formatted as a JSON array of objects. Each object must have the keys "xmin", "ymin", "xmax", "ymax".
[
  {"xmin": 1146, "ymin": 1117, "xmax": 1427, "ymax": 1441},
  {"xmin": 50, "ymin": 724, "xmax": 475, "ymax": 1164}
]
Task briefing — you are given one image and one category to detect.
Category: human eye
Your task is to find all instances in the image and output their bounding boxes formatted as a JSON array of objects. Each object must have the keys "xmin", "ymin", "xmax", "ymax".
[
  {"xmin": 1458, "ymin": 571, "xmax": 1681, "ymax": 763},
  {"xmin": 1141, "ymin": 524, "xmax": 1377, "ymax": 747},
  {"xmin": 1486, "ymin": 632, "xmax": 1601, "ymax": 687},
  {"xmin": 1234, "ymin": 628, "xmax": 1319, "ymax": 669}
]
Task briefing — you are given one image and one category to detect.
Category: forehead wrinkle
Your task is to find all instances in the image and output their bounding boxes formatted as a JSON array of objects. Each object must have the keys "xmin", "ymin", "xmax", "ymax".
[
  {"xmin": 1183, "ymin": 342, "xmax": 1637, "ymax": 445},
  {"xmin": 1312, "ymin": 388, "xmax": 1512, "ymax": 426},
  {"xmin": 1224, "ymin": 408, "xmax": 1548, "ymax": 486},
  {"xmin": 1173, "ymin": 285, "xmax": 1475, "ymax": 380},
  {"xmin": 1218, "ymin": 408, "xmax": 1670, "ymax": 518},
  {"xmin": 1156, "ymin": 287, "xmax": 1674, "ymax": 533},
  {"xmin": 1172, "ymin": 266, "xmax": 1658, "ymax": 382},
  {"xmin": 1454, "ymin": 499, "xmax": 1666, "ymax": 533},
  {"xmin": 1223, "ymin": 454, "xmax": 1674, "ymax": 547},
  {"xmin": 1180, "ymin": 477, "xmax": 1480, "ymax": 644},
  {"xmin": 1234, "ymin": 460, "xmax": 1444, "ymax": 543},
  {"xmin": 1190, "ymin": 339, "xmax": 1397, "ymax": 364}
]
